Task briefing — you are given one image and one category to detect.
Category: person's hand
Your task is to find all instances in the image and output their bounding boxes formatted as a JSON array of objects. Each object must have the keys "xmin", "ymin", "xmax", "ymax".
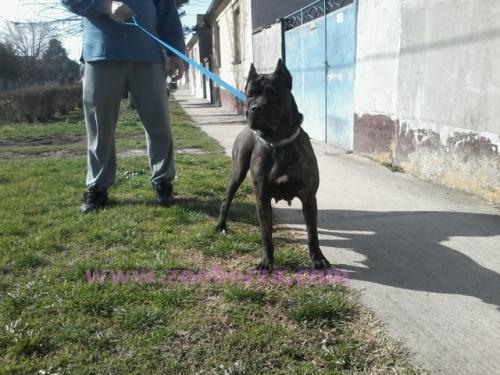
[
  {"xmin": 165, "ymin": 56, "xmax": 185, "ymax": 81},
  {"xmin": 104, "ymin": 0, "xmax": 135, "ymax": 23}
]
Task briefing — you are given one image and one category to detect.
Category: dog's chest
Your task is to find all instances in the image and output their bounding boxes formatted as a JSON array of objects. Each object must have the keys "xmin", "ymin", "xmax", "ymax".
[
  {"xmin": 274, "ymin": 175, "xmax": 290, "ymax": 184},
  {"xmin": 251, "ymin": 141, "xmax": 313, "ymax": 201}
]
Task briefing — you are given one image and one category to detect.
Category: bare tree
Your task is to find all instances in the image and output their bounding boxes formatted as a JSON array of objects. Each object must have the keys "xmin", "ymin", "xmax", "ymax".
[
  {"xmin": 21, "ymin": 0, "xmax": 191, "ymax": 18},
  {"xmin": 16, "ymin": 0, "xmax": 192, "ymax": 36},
  {"xmin": 4, "ymin": 21, "xmax": 56, "ymax": 83},
  {"xmin": 18, "ymin": 0, "xmax": 84, "ymax": 36}
]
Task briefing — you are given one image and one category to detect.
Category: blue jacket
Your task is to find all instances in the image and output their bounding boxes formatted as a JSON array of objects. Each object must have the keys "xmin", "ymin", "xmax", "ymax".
[{"xmin": 62, "ymin": 0, "xmax": 185, "ymax": 62}]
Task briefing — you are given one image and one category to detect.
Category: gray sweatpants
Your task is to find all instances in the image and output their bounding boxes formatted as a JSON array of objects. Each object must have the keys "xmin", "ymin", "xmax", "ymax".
[{"xmin": 82, "ymin": 61, "xmax": 175, "ymax": 190}]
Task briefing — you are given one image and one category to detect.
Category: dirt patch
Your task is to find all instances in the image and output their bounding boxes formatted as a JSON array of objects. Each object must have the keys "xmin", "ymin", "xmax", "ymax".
[
  {"xmin": 0, "ymin": 133, "xmax": 145, "ymax": 147},
  {"xmin": 0, "ymin": 147, "xmax": 219, "ymax": 160},
  {"xmin": 0, "ymin": 149, "xmax": 86, "ymax": 159},
  {"xmin": 118, "ymin": 148, "xmax": 214, "ymax": 157},
  {"xmin": 0, "ymin": 135, "xmax": 85, "ymax": 147},
  {"xmin": 176, "ymin": 147, "xmax": 211, "ymax": 155},
  {"xmin": 2, "ymin": 148, "xmax": 148, "ymax": 159}
]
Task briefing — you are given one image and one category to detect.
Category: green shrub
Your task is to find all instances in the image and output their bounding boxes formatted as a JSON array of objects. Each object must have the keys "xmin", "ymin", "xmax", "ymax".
[{"xmin": 0, "ymin": 85, "xmax": 82, "ymax": 123}]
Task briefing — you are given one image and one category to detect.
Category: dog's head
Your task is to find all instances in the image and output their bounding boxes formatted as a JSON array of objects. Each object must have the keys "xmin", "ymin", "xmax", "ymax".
[{"xmin": 245, "ymin": 59, "xmax": 303, "ymax": 139}]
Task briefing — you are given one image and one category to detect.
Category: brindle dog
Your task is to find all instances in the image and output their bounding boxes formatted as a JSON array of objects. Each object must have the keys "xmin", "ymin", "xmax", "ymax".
[{"xmin": 215, "ymin": 60, "xmax": 330, "ymax": 271}]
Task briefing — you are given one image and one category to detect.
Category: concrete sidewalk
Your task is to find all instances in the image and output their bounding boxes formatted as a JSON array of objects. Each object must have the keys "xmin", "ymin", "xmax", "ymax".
[{"xmin": 174, "ymin": 87, "xmax": 500, "ymax": 374}]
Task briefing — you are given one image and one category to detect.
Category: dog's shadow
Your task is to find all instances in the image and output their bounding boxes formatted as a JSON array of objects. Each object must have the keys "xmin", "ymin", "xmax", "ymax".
[{"xmin": 273, "ymin": 207, "xmax": 500, "ymax": 308}]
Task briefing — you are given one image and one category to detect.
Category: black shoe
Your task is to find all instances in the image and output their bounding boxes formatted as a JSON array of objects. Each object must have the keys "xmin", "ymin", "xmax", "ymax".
[
  {"xmin": 80, "ymin": 189, "xmax": 108, "ymax": 213},
  {"xmin": 153, "ymin": 180, "xmax": 174, "ymax": 206}
]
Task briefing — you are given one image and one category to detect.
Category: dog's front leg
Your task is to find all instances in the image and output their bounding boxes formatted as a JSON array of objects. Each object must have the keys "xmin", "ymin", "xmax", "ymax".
[
  {"xmin": 255, "ymin": 193, "xmax": 274, "ymax": 271},
  {"xmin": 301, "ymin": 195, "xmax": 330, "ymax": 270}
]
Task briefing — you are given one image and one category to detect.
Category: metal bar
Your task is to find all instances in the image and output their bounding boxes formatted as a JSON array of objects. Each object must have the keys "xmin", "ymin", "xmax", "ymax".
[
  {"xmin": 324, "ymin": 0, "xmax": 328, "ymax": 143},
  {"xmin": 351, "ymin": 0, "xmax": 359, "ymax": 149},
  {"xmin": 280, "ymin": 18, "xmax": 287, "ymax": 64}
]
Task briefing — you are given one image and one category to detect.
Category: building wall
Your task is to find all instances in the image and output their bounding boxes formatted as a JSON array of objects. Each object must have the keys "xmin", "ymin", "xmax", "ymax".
[
  {"xmin": 203, "ymin": 58, "xmax": 213, "ymax": 103},
  {"xmin": 187, "ymin": 39, "xmax": 204, "ymax": 99},
  {"xmin": 252, "ymin": 22, "xmax": 283, "ymax": 74},
  {"xmin": 354, "ymin": 0, "xmax": 500, "ymax": 204},
  {"xmin": 210, "ymin": 0, "xmax": 253, "ymax": 113},
  {"xmin": 187, "ymin": 46, "xmax": 195, "ymax": 94}
]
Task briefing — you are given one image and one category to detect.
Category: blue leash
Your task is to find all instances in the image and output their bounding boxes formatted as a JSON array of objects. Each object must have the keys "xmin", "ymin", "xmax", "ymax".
[{"xmin": 124, "ymin": 17, "xmax": 247, "ymax": 102}]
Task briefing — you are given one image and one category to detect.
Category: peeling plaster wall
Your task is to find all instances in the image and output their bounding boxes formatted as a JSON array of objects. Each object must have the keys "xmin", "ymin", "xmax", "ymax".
[
  {"xmin": 353, "ymin": 0, "xmax": 401, "ymax": 158},
  {"xmin": 354, "ymin": 0, "xmax": 401, "ymax": 117},
  {"xmin": 354, "ymin": 0, "xmax": 500, "ymax": 203},
  {"xmin": 211, "ymin": 0, "xmax": 253, "ymax": 113},
  {"xmin": 252, "ymin": 23, "xmax": 283, "ymax": 74},
  {"xmin": 187, "ymin": 40, "xmax": 204, "ymax": 99}
]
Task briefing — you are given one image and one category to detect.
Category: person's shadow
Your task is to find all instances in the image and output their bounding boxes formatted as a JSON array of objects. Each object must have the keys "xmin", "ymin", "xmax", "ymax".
[{"xmin": 273, "ymin": 208, "xmax": 500, "ymax": 309}]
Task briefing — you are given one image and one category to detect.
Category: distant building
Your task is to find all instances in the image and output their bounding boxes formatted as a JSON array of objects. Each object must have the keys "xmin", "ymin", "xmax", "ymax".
[
  {"xmin": 204, "ymin": 0, "xmax": 253, "ymax": 114},
  {"xmin": 186, "ymin": 15, "xmax": 213, "ymax": 101},
  {"xmin": 186, "ymin": 0, "xmax": 312, "ymax": 113},
  {"xmin": 186, "ymin": 35, "xmax": 202, "ymax": 98}
]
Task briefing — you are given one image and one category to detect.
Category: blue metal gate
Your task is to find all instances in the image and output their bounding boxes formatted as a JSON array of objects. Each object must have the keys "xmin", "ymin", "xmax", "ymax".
[{"xmin": 284, "ymin": 0, "xmax": 356, "ymax": 149}]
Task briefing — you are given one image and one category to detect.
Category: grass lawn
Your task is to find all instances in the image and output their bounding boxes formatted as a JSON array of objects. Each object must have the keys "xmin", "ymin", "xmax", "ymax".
[{"xmin": 0, "ymin": 96, "xmax": 417, "ymax": 374}]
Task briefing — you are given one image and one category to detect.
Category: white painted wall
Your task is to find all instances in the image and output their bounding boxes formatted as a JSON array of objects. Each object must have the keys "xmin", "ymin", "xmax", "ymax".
[
  {"xmin": 214, "ymin": 0, "xmax": 253, "ymax": 93},
  {"xmin": 187, "ymin": 41, "xmax": 204, "ymax": 99},
  {"xmin": 354, "ymin": 0, "xmax": 500, "ymax": 203},
  {"xmin": 252, "ymin": 23, "xmax": 283, "ymax": 74},
  {"xmin": 398, "ymin": 0, "xmax": 500, "ymax": 137},
  {"xmin": 354, "ymin": 0, "xmax": 401, "ymax": 117},
  {"xmin": 355, "ymin": 0, "xmax": 500, "ymax": 141}
]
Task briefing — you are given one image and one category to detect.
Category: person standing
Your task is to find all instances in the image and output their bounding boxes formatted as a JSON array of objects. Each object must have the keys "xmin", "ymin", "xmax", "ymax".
[{"xmin": 61, "ymin": 0, "xmax": 185, "ymax": 212}]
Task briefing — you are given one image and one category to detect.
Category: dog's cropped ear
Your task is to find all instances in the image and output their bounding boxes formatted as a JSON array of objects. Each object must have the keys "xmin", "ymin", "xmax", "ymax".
[
  {"xmin": 274, "ymin": 59, "xmax": 292, "ymax": 90},
  {"xmin": 245, "ymin": 63, "xmax": 258, "ymax": 92}
]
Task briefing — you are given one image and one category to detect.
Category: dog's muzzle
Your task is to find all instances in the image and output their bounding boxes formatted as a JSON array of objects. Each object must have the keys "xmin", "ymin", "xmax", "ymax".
[{"xmin": 246, "ymin": 104, "xmax": 268, "ymax": 129}]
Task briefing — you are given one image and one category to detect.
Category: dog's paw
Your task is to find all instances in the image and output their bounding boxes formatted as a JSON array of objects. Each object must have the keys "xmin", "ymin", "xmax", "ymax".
[
  {"xmin": 215, "ymin": 223, "xmax": 227, "ymax": 234},
  {"xmin": 312, "ymin": 258, "xmax": 331, "ymax": 270},
  {"xmin": 256, "ymin": 260, "xmax": 274, "ymax": 272}
]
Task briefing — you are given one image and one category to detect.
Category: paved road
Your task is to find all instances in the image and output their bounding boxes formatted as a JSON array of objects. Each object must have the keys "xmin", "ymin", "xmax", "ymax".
[{"xmin": 175, "ymin": 88, "xmax": 500, "ymax": 374}]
